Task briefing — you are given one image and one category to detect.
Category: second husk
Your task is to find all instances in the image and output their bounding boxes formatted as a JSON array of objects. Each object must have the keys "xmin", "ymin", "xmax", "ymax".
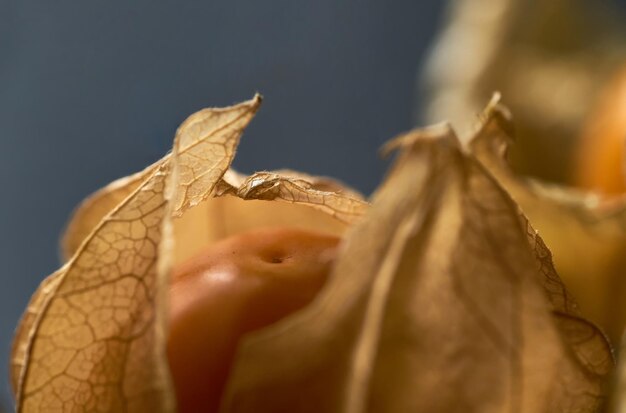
[{"xmin": 421, "ymin": 6, "xmax": 626, "ymax": 412}]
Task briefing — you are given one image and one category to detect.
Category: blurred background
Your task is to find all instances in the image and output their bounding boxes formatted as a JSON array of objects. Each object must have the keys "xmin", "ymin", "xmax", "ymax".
[
  {"xmin": 4, "ymin": 0, "xmax": 626, "ymax": 410},
  {"xmin": 0, "ymin": 0, "xmax": 445, "ymax": 407}
]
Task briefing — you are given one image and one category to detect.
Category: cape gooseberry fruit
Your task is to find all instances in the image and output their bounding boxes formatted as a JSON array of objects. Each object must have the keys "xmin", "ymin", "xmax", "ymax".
[{"xmin": 166, "ymin": 227, "xmax": 340, "ymax": 413}]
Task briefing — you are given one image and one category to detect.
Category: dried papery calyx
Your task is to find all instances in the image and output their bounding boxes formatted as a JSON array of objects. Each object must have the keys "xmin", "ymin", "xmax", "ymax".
[
  {"xmin": 12, "ymin": 96, "xmax": 613, "ymax": 413},
  {"xmin": 469, "ymin": 94, "xmax": 626, "ymax": 345},
  {"xmin": 220, "ymin": 122, "xmax": 612, "ymax": 413},
  {"xmin": 11, "ymin": 95, "xmax": 367, "ymax": 413}
]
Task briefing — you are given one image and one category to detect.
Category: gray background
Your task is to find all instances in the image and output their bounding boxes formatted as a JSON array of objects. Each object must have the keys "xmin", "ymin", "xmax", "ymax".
[{"xmin": 0, "ymin": 1, "xmax": 446, "ymax": 406}]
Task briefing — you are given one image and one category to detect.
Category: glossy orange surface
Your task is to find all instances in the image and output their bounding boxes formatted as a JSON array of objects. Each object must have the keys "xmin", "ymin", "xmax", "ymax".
[{"xmin": 166, "ymin": 227, "xmax": 340, "ymax": 413}]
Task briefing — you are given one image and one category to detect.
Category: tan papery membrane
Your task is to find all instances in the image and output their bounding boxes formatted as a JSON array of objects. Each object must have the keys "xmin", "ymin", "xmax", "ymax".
[
  {"xmin": 470, "ymin": 94, "xmax": 626, "ymax": 344},
  {"xmin": 220, "ymin": 121, "xmax": 612, "ymax": 413},
  {"xmin": 12, "ymin": 96, "xmax": 612, "ymax": 413}
]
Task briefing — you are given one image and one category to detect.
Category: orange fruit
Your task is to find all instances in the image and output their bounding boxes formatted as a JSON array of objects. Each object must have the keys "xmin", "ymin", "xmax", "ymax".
[
  {"xmin": 575, "ymin": 64, "xmax": 626, "ymax": 194},
  {"xmin": 166, "ymin": 227, "xmax": 340, "ymax": 413}
]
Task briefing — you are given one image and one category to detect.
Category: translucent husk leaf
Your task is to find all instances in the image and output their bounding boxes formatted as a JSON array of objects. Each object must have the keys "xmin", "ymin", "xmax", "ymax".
[
  {"xmin": 12, "ymin": 96, "xmax": 263, "ymax": 412},
  {"xmin": 219, "ymin": 123, "xmax": 613, "ymax": 412},
  {"xmin": 12, "ymin": 95, "xmax": 369, "ymax": 412},
  {"xmin": 10, "ymin": 268, "xmax": 63, "ymax": 395},
  {"xmin": 15, "ymin": 160, "xmax": 176, "ymax": 413},
  {"xmin": 61, "ymin": 165, "xmax": 159, "ymax": 261},
  {"xmin": 469, "ymin": 94, "xmax": 626, "ymax": 343}
]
